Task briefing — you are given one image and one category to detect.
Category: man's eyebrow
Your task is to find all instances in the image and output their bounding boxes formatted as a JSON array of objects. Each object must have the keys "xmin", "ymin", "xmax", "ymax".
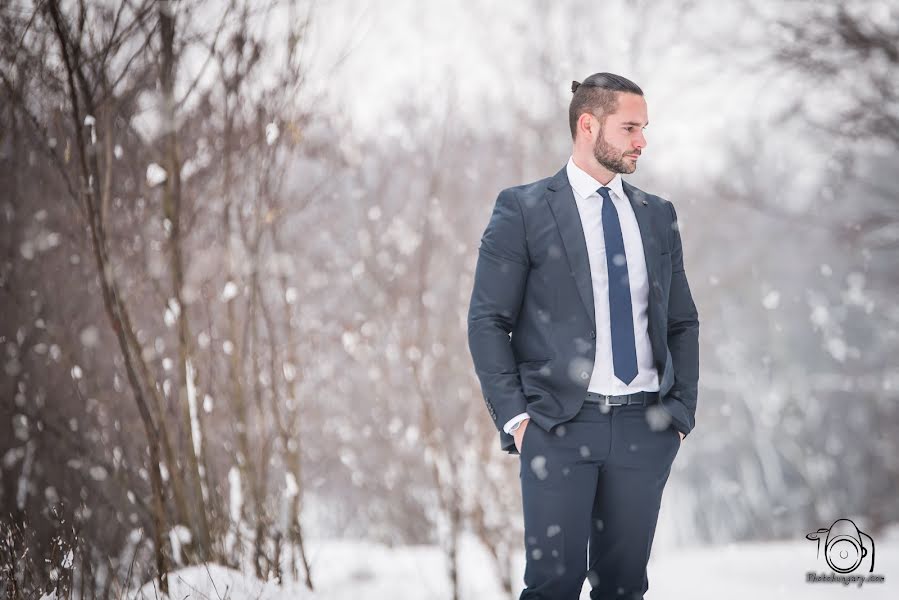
[{"xmin": 621, "ymin": 121, "xmax": 649, "ymax": 127}]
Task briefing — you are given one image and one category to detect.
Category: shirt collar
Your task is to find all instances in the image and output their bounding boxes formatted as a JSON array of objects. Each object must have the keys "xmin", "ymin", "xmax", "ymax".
[{"xmin": 566, "ymin": 155, "xmax": 626, "ymax": 203}]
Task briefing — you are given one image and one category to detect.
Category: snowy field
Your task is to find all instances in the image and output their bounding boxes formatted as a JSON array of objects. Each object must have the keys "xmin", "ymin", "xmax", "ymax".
[{"xmin": 133, "ymin": 533, "xmax": 897, "ymax": 599}]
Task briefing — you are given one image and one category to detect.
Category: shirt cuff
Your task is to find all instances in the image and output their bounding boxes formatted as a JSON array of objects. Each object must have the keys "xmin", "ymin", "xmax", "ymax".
[{"xmin": 503, "ymin": 412, "xmax": 530, "ymax": 434}]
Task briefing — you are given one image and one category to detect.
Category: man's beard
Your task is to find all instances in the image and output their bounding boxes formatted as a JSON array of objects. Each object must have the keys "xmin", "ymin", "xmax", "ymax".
[{"xmin": 592, "ymin": 123, "xmax": 636, "ymax": 174}]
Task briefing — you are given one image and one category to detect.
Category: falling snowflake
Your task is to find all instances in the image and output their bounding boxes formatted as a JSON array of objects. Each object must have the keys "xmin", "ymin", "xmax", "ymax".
[
  {"xmin": 80, "ymin": 326, "xmax": 99, "ymax": 347},
  {"xmin": 222, "ymin": 281, "xmax": 239, "ymax": 301},
  {"xmin": 266, "ymin": 122, "xmax": 280, "ymax": 145},
  {"xmin": 762, "ymin": 290, "xmax": 780, "ymax": 310},
  {"xmin": 146, "ymin": 163, "xmax": 167, "ymax": 187}
]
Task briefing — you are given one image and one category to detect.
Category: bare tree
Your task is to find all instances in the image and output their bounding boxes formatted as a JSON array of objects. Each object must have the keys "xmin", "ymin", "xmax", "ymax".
[{"xmin": 1, "ymin": 0, "xmax": 327, "ymax": 594}]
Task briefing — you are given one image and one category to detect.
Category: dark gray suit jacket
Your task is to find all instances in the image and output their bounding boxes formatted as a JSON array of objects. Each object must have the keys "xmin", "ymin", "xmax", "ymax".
[{"xmin": 467, "ymin": 164, "xmax": 700, "ymax": 455}]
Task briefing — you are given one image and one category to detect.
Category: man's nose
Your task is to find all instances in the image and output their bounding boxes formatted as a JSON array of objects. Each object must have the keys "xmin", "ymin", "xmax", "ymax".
[{"xmin": 635, "ymin": 132, "xmax": 647, "ymax": 149}]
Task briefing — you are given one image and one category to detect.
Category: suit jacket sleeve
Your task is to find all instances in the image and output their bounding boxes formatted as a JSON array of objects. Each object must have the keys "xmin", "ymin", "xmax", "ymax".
[
  {"xmin": 665, "ymin": 200, "xmax": 700, "ymax": 437},
  {"xmin": 467, "ymin": 188, "xmax": 531, "ymax": 434}
]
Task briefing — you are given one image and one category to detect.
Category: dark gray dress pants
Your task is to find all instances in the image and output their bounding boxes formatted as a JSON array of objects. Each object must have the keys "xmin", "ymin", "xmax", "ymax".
[{"xmin": 518, "ymin": 400, "xmax": 681, "ymax": 599}]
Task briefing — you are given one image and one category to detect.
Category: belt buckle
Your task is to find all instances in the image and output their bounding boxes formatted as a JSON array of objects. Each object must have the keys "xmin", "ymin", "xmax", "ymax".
[{"xmin": 602, "ymin": 394, "xmax": 626, "ymax": 406}]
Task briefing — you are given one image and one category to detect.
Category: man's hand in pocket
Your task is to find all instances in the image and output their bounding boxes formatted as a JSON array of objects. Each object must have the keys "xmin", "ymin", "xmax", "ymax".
[{"xmin": 514, "ymin": 418, "xmax": 530, "ymax": 453}]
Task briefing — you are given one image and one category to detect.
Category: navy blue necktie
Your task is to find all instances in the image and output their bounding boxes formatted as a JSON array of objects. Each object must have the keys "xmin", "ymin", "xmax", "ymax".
[{"xmin": 597, "ymin": 186, "xmax": 638, "ymax": 384}]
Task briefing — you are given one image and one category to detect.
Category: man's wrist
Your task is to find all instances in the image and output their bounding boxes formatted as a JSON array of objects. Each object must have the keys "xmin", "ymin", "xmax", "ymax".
[
  {"xmin": 504, "ymin": 412, "xmax": 530, "ymax": 434},
  {"xmin": 510, "ymin": 417, "xmax": 529, "ymax": 433}
]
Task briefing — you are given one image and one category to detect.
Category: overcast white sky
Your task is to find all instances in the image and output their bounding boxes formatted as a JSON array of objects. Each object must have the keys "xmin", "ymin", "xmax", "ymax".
[
  {"xmin": 296, "ymin": 0, "xmax": 805, "ymax": 180},
  {"xmin": 156, "ymin": 0, "xmax": 871, "ymax": 205}
]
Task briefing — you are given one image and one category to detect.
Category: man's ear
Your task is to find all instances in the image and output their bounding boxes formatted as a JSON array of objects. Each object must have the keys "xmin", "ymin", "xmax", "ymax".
[
  {"xmin": 578, "ymin": 112, "xmax": 592, "ymax": 139},
  {"xmin": 581, "ymin": 112, "xmax": 601, "ymax": 140}
]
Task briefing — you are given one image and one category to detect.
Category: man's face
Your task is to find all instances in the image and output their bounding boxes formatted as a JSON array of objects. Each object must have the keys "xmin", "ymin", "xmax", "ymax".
[{"xmin": 591, "ymin": 93, "xmax": 649, "ymax": 175}]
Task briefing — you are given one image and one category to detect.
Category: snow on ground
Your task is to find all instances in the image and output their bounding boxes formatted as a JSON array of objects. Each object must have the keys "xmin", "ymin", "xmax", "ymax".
[{"xmin": 133, "ymin": 533, "xmax": 897, "ymax": 599}]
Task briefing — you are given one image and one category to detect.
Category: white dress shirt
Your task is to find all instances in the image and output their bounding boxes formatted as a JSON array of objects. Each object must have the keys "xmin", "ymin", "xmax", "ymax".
[{"xmin": 504, "ymin": 156, "xmax": 660, "ymax": 435}]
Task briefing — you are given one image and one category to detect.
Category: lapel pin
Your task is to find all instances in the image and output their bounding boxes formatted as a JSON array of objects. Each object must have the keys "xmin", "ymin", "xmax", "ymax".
[{"xmin": 642, "ymin": 200, "xmax": 648, "ymax": 205}]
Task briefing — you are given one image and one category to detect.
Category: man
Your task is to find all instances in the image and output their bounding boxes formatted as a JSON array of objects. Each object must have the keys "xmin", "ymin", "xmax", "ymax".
[{"xmin": 467, "ymin": 72, "xmax": 699, "ymax": 599}]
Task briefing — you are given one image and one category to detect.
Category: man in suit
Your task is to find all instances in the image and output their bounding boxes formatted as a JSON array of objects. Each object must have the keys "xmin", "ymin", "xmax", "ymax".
[{"xmin": 467, "ymin": 72, "xmax": 699, "ymax": 599}]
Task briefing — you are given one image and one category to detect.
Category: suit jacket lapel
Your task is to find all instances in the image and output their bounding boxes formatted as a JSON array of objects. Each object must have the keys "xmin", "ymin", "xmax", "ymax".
[
  {"xmin": 622, "ymin": 179, "xmax": 659, "ymax": 287},
  {"xmin": 622, "ymin": 178, "xmax": 666, "ymax": 366},
  {"xmin": 546, "ymin": 166, "xmax": 596, "ymax": 328}
]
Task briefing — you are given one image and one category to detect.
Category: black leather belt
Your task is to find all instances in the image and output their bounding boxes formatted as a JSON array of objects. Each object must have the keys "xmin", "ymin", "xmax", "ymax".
[{"xmin": 584, "ymin": 390, "xmax": 659, "ymax": 406}]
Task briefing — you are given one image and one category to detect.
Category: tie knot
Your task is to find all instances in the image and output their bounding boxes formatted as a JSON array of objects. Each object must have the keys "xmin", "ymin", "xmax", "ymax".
[{"xmin": 596, "ymin": 186, "xmax": 612, "ymax": 200}]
